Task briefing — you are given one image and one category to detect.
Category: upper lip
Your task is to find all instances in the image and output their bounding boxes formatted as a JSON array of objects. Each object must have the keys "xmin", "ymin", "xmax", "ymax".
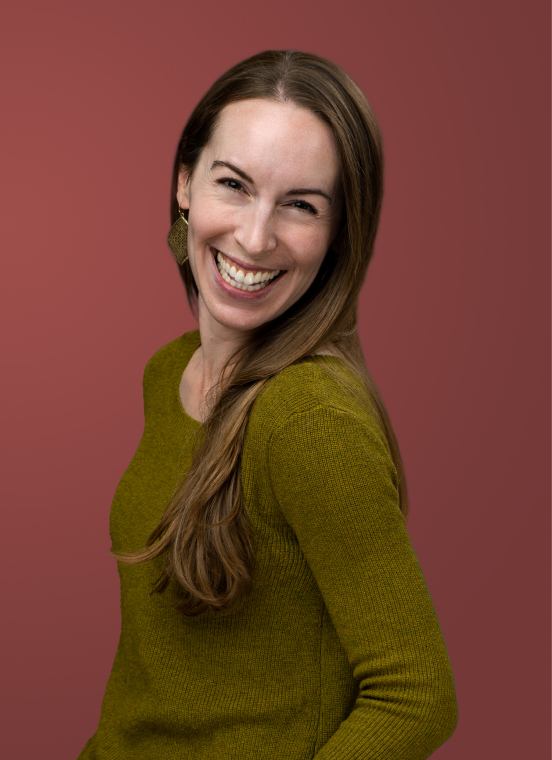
[{"xmin": 212, "ymin": 247, "xmax": 285, "ymax": 273}]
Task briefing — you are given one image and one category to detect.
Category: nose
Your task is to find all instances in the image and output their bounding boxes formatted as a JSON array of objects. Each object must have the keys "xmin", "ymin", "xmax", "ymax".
[{"xmin": 234, "ymin": 202, "xmax": 276, "ymax": 258}]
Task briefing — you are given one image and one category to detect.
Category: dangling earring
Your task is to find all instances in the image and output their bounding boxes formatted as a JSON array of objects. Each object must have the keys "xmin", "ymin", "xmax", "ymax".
[{"xmin": 167, "ymin": 206, "xmax": 189, "ymax": 266}]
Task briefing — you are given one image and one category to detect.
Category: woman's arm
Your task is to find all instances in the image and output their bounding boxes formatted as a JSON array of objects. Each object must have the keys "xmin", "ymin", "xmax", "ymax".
[{"xmin": 268, "ymin": 404, "xmax": 458, "ymax": 759}]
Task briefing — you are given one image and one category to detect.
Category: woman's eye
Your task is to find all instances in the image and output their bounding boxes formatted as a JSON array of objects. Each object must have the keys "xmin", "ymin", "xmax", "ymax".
[
  {"xmin": 218, "ymin": 178, "xmax": 245, "ymax": 193},
  {"xmin": 290, "ymin": 200, "xmax": 317, "ymax": 215}
]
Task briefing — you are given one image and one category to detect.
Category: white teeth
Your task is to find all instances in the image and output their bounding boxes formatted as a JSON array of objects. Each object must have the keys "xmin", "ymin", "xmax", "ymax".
[{"xmin": 215, "ymin": 249, "xmax": 282, "ymax": 293}]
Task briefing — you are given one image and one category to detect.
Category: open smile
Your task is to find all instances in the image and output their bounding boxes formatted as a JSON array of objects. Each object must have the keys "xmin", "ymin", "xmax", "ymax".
[{"xmin": 211, "ymin": 247, "xmax": 285, "ymax": 296}]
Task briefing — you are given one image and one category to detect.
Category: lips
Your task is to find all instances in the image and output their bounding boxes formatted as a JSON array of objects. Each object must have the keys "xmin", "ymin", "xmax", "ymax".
[
  {"xmin": 212, "ymin": 247, "xmax": 283, "ymax": 278},
  {"xmin": 211, "ymin": 247, "xmax": 285, "ymax": 298}
]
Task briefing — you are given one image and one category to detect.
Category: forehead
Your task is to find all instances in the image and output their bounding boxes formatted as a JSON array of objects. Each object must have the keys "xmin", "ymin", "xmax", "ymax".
[{"xmin": 204, "ymin": 99, "xmax": 340, "ymax": 189}]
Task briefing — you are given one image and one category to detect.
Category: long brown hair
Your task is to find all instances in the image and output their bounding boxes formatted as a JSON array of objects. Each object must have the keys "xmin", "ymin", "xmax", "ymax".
[{"xmin": 113, "ymin": 50, "xmax": 408, "ymax": 616}]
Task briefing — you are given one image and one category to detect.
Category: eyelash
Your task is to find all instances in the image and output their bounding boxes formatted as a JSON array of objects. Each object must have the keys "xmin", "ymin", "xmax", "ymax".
[
  {"xmin": 218, "ymin": 178, "xmax": 244, "ymax": 193},
  {"xmin": 216, "ymin": 178, "xmax": 318, "ymax": 215}
]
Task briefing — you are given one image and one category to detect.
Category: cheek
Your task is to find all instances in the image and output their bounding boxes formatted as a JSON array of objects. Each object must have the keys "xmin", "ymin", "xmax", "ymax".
[
  {"xmin": 187, "ymin": 204, "xmax": 237, "ymax": 287},
  {"xmin": 283, "ymin": 225, "xmax": 331, "ymax": 271},
  {"xmin": 189, "ymin": 201, "xmax": 237, "ymax": 246}
]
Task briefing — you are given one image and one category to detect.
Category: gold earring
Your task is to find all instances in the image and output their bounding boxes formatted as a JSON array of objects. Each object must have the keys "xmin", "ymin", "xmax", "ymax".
[{"xmin": 167, "ymin": 206, "xmax": 189, "ymax": 266}]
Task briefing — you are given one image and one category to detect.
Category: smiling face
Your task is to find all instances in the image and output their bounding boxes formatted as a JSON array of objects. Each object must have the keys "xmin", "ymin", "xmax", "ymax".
[{"xmin": 176, "ymin": 98, "xmax": 341, "ymax": 340}]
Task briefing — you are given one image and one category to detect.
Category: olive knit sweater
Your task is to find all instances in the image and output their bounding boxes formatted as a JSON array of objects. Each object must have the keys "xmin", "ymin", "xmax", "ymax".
[{"xmin": 78, "ymin": 330, "xmax": 458, "ymax": 759}]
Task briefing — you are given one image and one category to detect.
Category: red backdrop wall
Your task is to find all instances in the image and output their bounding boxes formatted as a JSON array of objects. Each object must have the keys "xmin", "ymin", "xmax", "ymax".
[{"xmin": 1, "ymin": 1, "xmax": 549, "ymax": 757}]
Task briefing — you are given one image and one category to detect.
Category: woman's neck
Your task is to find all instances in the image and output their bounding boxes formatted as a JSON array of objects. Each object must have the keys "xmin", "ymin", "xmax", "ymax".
[
  {"xmin": 192, "ymin": 299, "xmax": 254, "ymax": 406},
  {"xmin": 180, "ymin": 337, "xmax": 242, "ymax": 425},
  {"xmin": 184, "ymin": 297, "xmax": 339, "ymax": 422}
]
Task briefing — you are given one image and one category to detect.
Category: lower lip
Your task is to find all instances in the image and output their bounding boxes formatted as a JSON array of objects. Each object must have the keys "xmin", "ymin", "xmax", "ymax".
[{"xmin": 210, "ymin": 247, "xmax": 285, "ymax": 300}]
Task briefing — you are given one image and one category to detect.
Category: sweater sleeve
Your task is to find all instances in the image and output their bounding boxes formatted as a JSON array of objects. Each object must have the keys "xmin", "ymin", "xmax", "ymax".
[{"xmin": 268, "ymin": 404, "xmax": 458, "ymax": 759}]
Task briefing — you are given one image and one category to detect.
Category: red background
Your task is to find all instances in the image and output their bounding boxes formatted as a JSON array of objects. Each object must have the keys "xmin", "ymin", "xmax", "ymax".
[{"xmin": 1, "ymin": 1, "xmax": 549, "ymax": 757}]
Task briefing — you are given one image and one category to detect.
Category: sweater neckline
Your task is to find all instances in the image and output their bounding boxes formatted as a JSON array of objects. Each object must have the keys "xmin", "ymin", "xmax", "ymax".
[
  {"xmin": 175, "ymin": 331, "xmax": 352, "ymax": 427},
  {"xmin": 176, "ymin": 329, "xmax": 203, "ymax": 427}
]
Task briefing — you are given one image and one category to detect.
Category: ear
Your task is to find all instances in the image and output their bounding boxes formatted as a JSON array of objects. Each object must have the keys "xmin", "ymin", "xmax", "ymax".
[{"xmin": 176, "ymin": 164, "xmax": 191, "ymax": 210}]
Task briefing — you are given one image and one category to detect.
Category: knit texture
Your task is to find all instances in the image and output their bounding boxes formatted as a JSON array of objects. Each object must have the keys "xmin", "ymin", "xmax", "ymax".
[{"xmin": 78, "ymin": 330, "xmax": 458, "ymax": 759}]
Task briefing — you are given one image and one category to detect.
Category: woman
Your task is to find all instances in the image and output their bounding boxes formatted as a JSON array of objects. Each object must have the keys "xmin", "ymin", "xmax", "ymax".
[{"xmin": 79, "ymin": 50, "xmax": 458, "ymax": 759}]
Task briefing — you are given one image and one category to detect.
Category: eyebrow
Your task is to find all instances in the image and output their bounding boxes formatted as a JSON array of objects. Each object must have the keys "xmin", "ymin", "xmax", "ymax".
[
  {"xmin": 286, "ymin": 187, "xmax": 333, "ymax": 203},
  {"xmin": 211, "ymin": 160, "xmax": 254, "ymax": 183},
  {"xmin": 211, "ymin": 160, "xmax": 333, "ymax": 204}
]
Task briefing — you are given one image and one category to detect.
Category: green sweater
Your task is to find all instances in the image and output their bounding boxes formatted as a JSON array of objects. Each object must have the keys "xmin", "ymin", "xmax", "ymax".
[{"xmin": 79, "ymin": 330, "xmax": 458, "ymax": 759}]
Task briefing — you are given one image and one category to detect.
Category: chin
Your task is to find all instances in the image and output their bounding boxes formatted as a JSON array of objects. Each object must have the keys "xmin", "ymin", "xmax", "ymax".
[{"xmin": 212, "ymin": 306, "xmax": 276, "ymax": 335}]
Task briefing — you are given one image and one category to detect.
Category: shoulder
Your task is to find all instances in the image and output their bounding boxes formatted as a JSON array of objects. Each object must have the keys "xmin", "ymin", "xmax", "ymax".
[
  {"xmin": 143, "ymin": 329, "xmax": 200, "ymax": 384},
  {"xmin": 141, "ymin": 330, "xmax": 200, "ymax": 415},
  {"xmin": 259, "ymin": 361, "xmax": 400, "ymax": 506},
  {"xmin": 254, "ymin": 355, "xmax": 372, "ymax": 425},
  {"xmin": 250, "ymin": 357, "xmax": 393, "ymax": 468}
]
